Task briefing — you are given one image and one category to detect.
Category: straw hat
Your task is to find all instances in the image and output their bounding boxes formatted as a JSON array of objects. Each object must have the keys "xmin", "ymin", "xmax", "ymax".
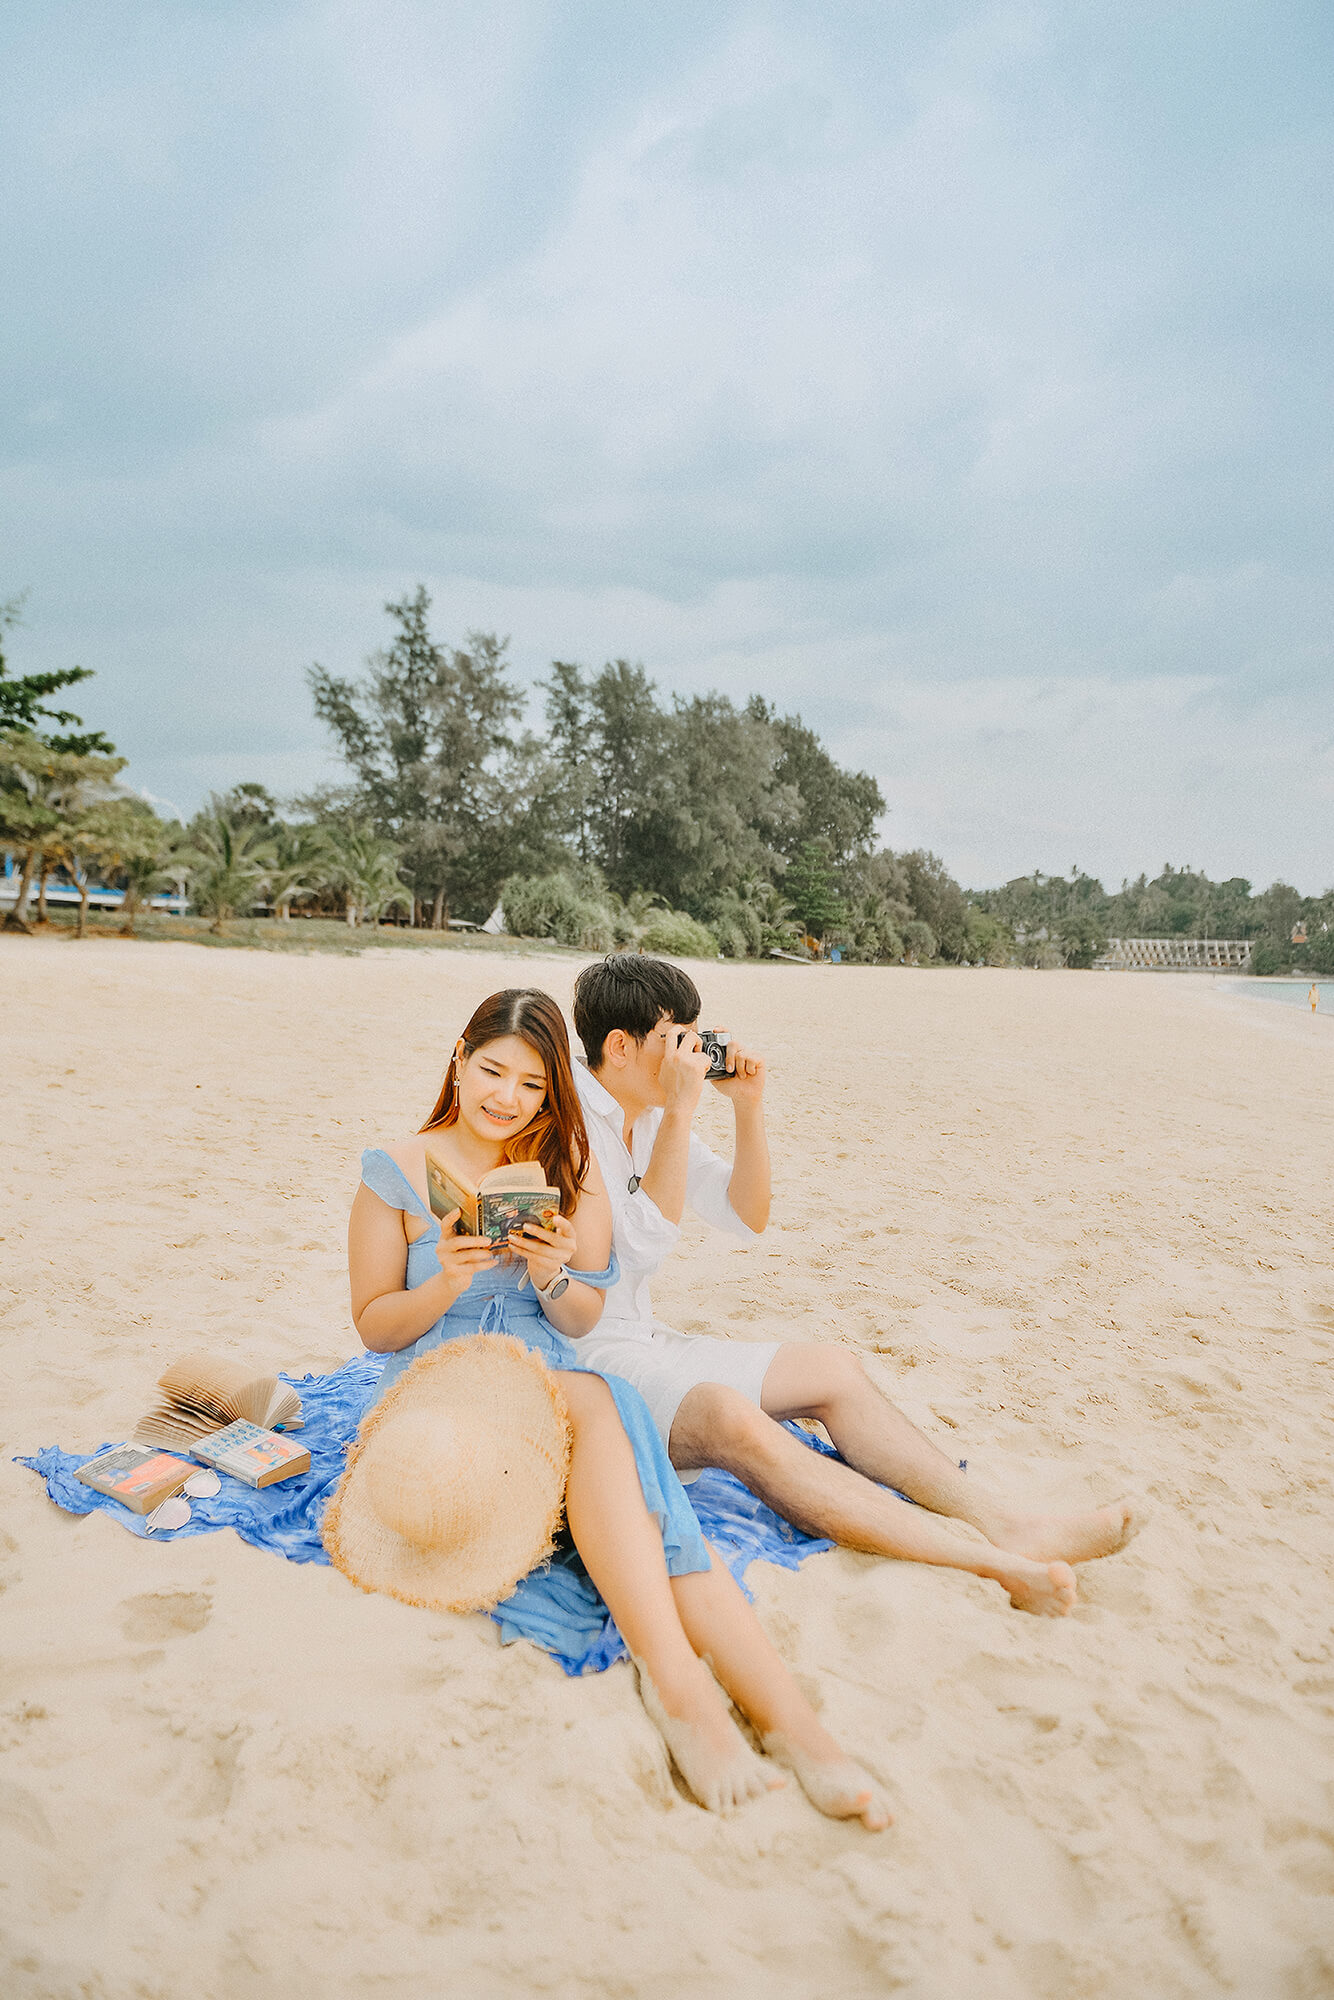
[{"xmin": 322, "ymin": 1335, "xmax": 572, "ymax": 1614}]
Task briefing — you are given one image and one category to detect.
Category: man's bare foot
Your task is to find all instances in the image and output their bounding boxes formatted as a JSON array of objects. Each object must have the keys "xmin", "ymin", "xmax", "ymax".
[
  {"xmin": 633, "ymin": 1655, "xmax": 784, "ymax": 1815},
  {"xmin": 989, "ymin": 1499, "xmax": 1143, "ymax": 1567},
  {"xmin": 982, "ymin": 1553, "xmax": 1078, "ymax": 1615},
  {"xmin": 762, "ymin": 1730, "xmax": 891, "ymax": 1831}
]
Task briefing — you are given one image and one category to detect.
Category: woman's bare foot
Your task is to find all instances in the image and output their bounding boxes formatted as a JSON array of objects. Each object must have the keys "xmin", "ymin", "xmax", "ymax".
[
  {"xmin": 761, "ymin": 1729, "xmax": 891, "ymax": 1831},
  {"xmin": 981, "ymin": 1553, "xmax": 1078, "ymax": 1615},
  {"xmin": 989, "ymin": 1499, "xmax": 1143, "ymax": 1567},
  {"xmin": 633, "ymin": 1655, "xmax": 784, "ymax": 1815}
]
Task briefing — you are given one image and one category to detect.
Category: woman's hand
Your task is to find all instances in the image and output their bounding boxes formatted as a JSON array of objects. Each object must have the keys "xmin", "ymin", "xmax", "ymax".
[
  {"xmin": 506, "ymin": 1211, "xmax": 578, "ymax": 1292},
  {"xmin": 433, "ymin": 1209, "xmax": 499, "ymax": 1307}
]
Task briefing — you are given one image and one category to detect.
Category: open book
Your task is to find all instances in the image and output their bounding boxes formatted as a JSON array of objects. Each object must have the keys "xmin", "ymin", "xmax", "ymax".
[
  {"xmin": 423, "ymin": 1146, "xmax": 560, "ymax": 1245},
  {"xmin": 132, "ymin": 1353, "xmax": 303, "ymax": 1453}
]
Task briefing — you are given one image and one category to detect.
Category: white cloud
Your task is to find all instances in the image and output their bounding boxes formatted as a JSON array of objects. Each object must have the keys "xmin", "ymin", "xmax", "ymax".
[{"xmin": 2, "ymin": 1, "xmax": 1331, "ymax": 891}]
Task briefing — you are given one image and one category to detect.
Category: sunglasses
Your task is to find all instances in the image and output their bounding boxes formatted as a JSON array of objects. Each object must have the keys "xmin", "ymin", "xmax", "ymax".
[{"xmin": 143, "ymin": 1467, "xmax": 221, "ymax": 1535}]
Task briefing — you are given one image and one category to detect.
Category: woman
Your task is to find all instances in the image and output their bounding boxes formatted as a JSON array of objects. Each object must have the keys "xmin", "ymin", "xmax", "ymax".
[{"xmin": 349, "ymin": 987, "xmax": 888, "ymax": 1828}]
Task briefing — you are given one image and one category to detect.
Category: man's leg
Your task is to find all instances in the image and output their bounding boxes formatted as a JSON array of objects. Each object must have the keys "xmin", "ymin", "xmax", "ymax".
[
  {"xmin": 668, "ymin": 1380, "xmax": 1079, "ymax": 1615},
  {"xmin": 758, "ymin": 1343, "xmax": 1137, "ymax": 1565}
]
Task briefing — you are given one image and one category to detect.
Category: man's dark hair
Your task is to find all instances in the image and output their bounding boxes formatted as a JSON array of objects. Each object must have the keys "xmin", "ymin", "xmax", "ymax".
[{"xmin": 574, "ymin": 955, "xmax": 701, "ymax": 1068}]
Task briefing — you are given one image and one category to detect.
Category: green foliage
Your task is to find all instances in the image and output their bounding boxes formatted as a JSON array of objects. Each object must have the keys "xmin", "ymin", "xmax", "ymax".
[
  {"xmin": 186, "ymin": 813, "xmax": 276, "ymax": 933},
  {"xmin": 0, "ymin": 597, "xmax": 114, "ymax": 755},
  {"xmin": 308, "ymin": 589, "xmax": 546, "ymax": 922},
  {"xmin": 963, "ymin": 906, "xmax": 1013, "ymax": 966},
  {"xmin": 56, "ymin": 795, "xmax": 152, "ymax": 938},
  {"xmin": 901, "ymin": 918, "xmax": 937, "ymax": 963},
  {"xmin": 823, "ymin": 899, "xmax": 902, "ymax": 965},
  {"xmin": 898, "ymin": 851, "xmax": 970, "ymax": 961},
  {"xmin": 303, "ymin": 593, "xmax": 907, "ymax": 948},
  {"xmin": 710, "ymin": 879, "xmax": 802, "ymax": 958},
  {"xmin": 500, "ymin": 871, "xmax": 618, "ymax": 952},
  {"xmin": 541, "ymin": 665, "xmax": 789, "ymax": 914},
  {"xmin": 213, "ymin": 782, "xmax": 282, "ymax": 835},
  {"xmin": 262, "ymin": 823, "xmax": 333, "ymax": 920},
  {"xmin": 750, "ymin": 699, "xmax": 884, "ymax": 864},
  {"xmin": 711, "ymin": 894, "xmax": 764, "ymax": 961},
  {"xmin": 24, "ymin": 579, "xmax": 1329, "ymax": 980},
  {"xmin": 0, "ymin": 731, "xmax": 62, "ymax": 855},
  {"xmin": 970, "ymin": 864, "xmax": 1334, "ymax": 972},
  {"xmin": 1054, "ymin": 907, "xmax": 1108, "ymax": 971},
  {"xmin": 638, "ymin": 908, "xmax": 719, "ymax": 959},
  {"xmin": 321, "ymin": 822, "xmax": 409, "ymax": 927},
  {"xmin": 0, "ymin": 731, "xmax": 128, "ymax": 931},
  {"xmin": 116, "ymin": 808, "xmax": 185, "ymax": 935},
  {"xmin": 783, "ymin": 840, "xmax": 845, "ymax": 938},
  {"xmin": 1305, "ymin": 930, "xmax": 1334, "ymax": 975}
]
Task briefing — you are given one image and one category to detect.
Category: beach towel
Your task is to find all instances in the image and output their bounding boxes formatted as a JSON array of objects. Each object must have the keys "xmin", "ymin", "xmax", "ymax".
[{"xmin": 19, "ymin": 1354, "xmax": 836, "ymax": 1677}]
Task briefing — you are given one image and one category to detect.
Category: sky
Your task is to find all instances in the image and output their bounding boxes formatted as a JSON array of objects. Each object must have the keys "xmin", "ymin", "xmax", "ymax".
[{"xmin": 3, "ymin": 0, "xmax": 1332, "ymax": 892}]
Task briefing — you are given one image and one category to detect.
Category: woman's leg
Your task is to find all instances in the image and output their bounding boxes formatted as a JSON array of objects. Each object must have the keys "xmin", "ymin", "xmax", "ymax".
[
  {"xmin": 670, "ymin": 1549, "xmax": 891, "ymax": 1830},
  {"xmin": 558, "ymin": 1372, "xmax": 781, "ymax": 1814}
]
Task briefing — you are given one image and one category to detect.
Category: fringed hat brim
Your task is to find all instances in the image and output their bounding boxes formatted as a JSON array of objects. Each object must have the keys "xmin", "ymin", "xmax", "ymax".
[{"xmin": 322, "ymin": 1335, "xmax": 571, "ymax": 1614}]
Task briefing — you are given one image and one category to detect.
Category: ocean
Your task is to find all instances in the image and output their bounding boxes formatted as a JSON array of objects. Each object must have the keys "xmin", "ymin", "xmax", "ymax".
[{"xmin": 1242, "ymin": 980, "xmax": 1334, "ymax": 1011}]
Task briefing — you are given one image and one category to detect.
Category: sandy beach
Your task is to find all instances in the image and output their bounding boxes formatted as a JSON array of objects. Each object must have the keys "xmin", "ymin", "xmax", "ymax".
[{"xmin": 2, "ymin": 939, "xmax": 1332, "ymax": 2000}]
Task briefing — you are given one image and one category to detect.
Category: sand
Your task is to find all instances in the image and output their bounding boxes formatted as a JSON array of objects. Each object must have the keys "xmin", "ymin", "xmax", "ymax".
[{"xmin": 2, "ymin": 939, "xmax": 1332, "ymax": 2000}]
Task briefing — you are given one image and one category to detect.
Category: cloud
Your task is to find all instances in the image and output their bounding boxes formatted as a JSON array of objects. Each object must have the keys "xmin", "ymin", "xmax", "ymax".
[{"xmin": 2, "ymin": 1, "xmax": 1331, "ymax": 888}]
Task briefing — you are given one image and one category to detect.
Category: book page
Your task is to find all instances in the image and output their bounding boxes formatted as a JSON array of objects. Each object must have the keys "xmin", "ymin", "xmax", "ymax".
[
  {"xmin": 424, "ymin": 1146, "xmax": 479, "ymax": 1230},
  {"xmin": 134, "ymin": 1353, "xmax": 303, "ymax": 1446},
  {"xmin": 478, "ymin": 1163, "xmax": 551, "ymax": 1193}
]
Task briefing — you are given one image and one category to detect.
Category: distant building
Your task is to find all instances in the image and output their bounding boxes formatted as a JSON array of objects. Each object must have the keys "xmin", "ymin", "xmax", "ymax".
[
  {"xmin": 0, "ymin": 852, "xmax": 188, "ymax": 916},
  {"xmin": 1093, "ymin": 937, "xmax": 1253, "ymax": 972}
]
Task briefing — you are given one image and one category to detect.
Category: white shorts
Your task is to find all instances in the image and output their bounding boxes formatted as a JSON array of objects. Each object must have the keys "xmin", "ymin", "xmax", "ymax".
[{"xmin": 574, "ymin": 1321, "xmax": 780, "ymax": 1460}]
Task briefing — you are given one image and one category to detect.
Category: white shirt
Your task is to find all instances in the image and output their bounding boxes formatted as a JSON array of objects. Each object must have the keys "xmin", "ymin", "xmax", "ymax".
[{"xmin": 574, "ymin": 1061, "xmax": 756, "ymax": 1330}]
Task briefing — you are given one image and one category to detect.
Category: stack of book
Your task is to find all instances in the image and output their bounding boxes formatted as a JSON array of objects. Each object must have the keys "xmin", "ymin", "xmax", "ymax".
[{"xmin": 76, "ymin": 1354, "xmax": 312, "ymax": 1509}]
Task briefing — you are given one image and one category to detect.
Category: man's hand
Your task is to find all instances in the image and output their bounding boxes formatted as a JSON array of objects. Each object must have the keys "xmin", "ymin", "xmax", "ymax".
[
  {"xmin": 658, "ymin": 1023, "xmax": 711, "ymax": 1118},
  {"xmin": 707, "ymin": 1032, "xmax": 770, "ymax": 1231},
  {"xmin": 636, "ymin": 1024, "xmax": 710, "ymax": 1226},
  {"xmin": 709, "ymin": 1035, "xmax": 766, "ymax": 1109}
]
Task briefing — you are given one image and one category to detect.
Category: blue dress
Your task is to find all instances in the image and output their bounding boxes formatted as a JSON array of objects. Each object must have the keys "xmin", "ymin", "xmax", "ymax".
[{"xmin": 358, "ymin": 1148, "xmax": 710, "ymax": 1580}]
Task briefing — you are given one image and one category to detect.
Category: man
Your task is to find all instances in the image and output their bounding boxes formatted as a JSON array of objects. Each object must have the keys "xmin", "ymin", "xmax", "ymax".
[{"xmin": 571, "ymin": 955, "xmax": 1138, "ymax": 1616}]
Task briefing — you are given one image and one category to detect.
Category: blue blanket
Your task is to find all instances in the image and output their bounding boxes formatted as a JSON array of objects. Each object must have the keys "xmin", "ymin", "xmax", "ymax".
[{"xmin": 18, "ymin": 1355, "xmax": 836, "ymax": 1676}]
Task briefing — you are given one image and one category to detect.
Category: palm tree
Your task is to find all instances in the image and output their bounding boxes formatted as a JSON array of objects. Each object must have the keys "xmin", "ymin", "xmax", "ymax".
[
  {"xmin": 0, "ymin": 732, "xmax": 58, "ymax": 931},
  {"xmin": 112, "ymin": 806, "xmax": 184, "ymax": 935},
  {"xmin": 323, "ymin": 823, "xmax": 408, "ymax": 928},
  {"xmin": 264, "ymin": 824, "xmax": 332, "ymax": 921},
  {"xmin": 117, "ymin": 849, "xmax": 174, "ymax": 935},
  {"xmin": 0, "ymin": 735, "xmax": 125, "ymax": 933},
  {"xmin": 187, "ymin": 815, "xmax": 274, "ymax": 934},
  {"xmin": 43, "ymin": 796, "xmax": 151, "ymax": 937}
]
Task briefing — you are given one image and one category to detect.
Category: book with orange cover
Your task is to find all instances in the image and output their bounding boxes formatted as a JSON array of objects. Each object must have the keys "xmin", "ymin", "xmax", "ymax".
[{"xmin": 74, "ymin": 1445, "xmax": 195, "ymax": 1514}]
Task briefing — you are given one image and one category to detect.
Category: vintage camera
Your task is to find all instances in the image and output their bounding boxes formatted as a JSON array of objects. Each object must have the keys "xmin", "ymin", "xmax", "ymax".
[{"xmin": 697, "ymin": 1028, "xmax": 732, "ymax": 1079}]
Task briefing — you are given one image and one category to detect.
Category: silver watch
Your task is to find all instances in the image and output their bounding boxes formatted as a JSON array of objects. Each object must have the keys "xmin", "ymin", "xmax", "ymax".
[{"xmin": 535, "ymin": 1266, "xmax": 570, "ymax": 1301}]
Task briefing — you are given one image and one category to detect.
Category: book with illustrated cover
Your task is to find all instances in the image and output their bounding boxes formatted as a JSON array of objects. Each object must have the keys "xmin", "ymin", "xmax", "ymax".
[
  {"xmin": 423, "ymin": 1147, "xmax": 560, "ymax": 1245},
  {"xmin": 190, "ymin": 1421, "xmax": 311, "ymax": 1488},
  {"xmin": 74, "ymin": 1445, "xmax": 195, "ymax": 1514},
  {"xmin": 133, "ymin": 1353, "xmax": 303, "ymax": 1453}
]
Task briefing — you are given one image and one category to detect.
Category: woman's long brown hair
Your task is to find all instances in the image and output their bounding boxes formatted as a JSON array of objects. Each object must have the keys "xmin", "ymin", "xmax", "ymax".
[{"xmin": 420, "ymin": 989, "xmax": 591, "ymax": 1219}]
